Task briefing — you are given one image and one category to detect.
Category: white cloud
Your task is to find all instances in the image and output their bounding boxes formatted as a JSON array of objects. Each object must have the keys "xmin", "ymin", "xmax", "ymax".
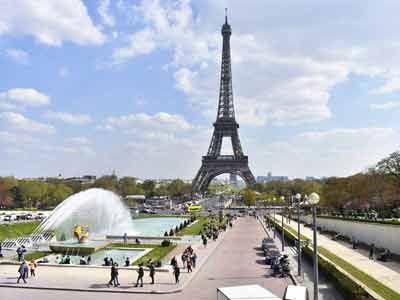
[
  {"xmin": 98, "ymin": 0, "xmax": 115, "ymax": 27},
  {"xmin": 0, "ymin": 0, "xmax": 105, "ymax": 46},
  {"xmin": 67, "ymin": 137, "xmax": 91, "ymax": 145},
  {"xmin": 370, "ymin": 101, "xmax": 400, "ymax": 111},
  {"xmin": 0, "ymin": 88, "xmax": 50, "ymax": 106},
  {"xmin": 0, "ymin": 112, "xmax": 55, "ymax": 134},
  {"xmin": 112, "ymin": 29, "xmax": 157, "ymax": 64},
  {"xmin": 370, "ymin": 78, "xmax": 400, "ymax": 95},
  {"xmin": 44, "ymin": 111, "xmax": 92, "ymax": 125},
  {"xmin": 0, "ymin": 131, "xmax": 38, "ymax": 144},
  {"xmin": 105, "ymin": 112, "xmax": 192, "ymax": 130},
  {"xmin": 4, "ymin": 48, "xmax": 29, "ymax": 64}
]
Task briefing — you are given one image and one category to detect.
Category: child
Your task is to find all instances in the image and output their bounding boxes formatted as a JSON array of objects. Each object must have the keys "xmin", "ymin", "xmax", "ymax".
[{"xmin": 29, "ymin": 260, "xmax": 37, "ymax": 277}]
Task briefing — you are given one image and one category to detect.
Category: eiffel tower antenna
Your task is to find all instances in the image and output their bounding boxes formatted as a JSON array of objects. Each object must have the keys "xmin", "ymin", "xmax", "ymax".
[{"xmin": 192, "ymin": 13, "xmax": 256, "ymax": 194}]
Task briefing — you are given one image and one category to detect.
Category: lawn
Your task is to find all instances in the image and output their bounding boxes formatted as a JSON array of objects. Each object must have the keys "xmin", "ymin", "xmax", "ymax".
[
  {"xmin": 110, "ymin": 243, "xmax": 176, "ymax": 266},
  {"xmin": 24, "ymin": 251, "xmax": 50, "ymax": 261},
  {"xmin": 319, "ymin": 247, "xmax": 400, "ymax": 300},
  {"xmin": 0, "ymin": 221, "xmax": 40, "ymax": 240},
  {"xmin": 178, "ymin": 216, "xmax": 209, "ymax": 235}
]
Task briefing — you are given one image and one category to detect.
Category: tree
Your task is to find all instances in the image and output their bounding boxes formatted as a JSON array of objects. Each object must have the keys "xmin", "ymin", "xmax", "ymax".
[
  {"xmin": 92, "ymin": 175, "xmax": 119, "ymax": 192},
  {"xmin": 0, "ymin": 177, "xmax": 18, "ymax": 208},
  {"xmin": 377, "ymin": 151, "xmax": 400, "ymax": 208},
  {"xmin": 243, "ymin": 189, "xmax": 256, "ymax": 207},
  {"xmin": 142, "ymin": 180, "xmax": 156, "ymax": 197},
  {"xmin": 119, "ymin": 177, "xmax": 140, "ymax": 196}
]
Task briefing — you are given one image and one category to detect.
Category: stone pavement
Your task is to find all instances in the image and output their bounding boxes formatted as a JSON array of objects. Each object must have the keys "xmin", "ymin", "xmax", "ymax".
[
  {"xmin": 272, "ymin": 214, "xmax": 400, "ymax": 295},
  {"xmin": 0, "ymin": 216, "xmax": 290, "ymax": 300}
]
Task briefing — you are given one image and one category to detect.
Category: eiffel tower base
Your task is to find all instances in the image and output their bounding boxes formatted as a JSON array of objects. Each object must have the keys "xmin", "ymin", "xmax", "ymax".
[{"xmin": 192, "ymin": 156, "xmax": 256, "ymax": 193}]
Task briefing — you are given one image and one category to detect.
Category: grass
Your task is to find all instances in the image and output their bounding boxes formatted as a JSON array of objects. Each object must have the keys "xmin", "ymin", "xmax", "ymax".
[
  {"xmin": 319, "ymin": 247, "xmax": 400, "ymax": 300},
  {"xmin": 178, "ymin": 216, "xmax": 208, "ymax": 236},
  {"xmin": 270, "ymin": 217, "xmax": 400, "ymax": 300},
  {"xmin": 109, "ymin": 242, "xmax": 176, "ymax": 266},
  {"xmin": 0, "ymin": 221, "xmax": 40, "ymax": 240},
  {"xmin": 24, "ymin": 251, "xmax": 50, "ymax": 261}
]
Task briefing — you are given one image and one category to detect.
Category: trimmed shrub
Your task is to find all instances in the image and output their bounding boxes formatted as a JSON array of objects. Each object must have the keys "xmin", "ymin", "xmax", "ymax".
[{"xmin": 161, "ymin": 239, "xmax": 171, "ymax": 247}]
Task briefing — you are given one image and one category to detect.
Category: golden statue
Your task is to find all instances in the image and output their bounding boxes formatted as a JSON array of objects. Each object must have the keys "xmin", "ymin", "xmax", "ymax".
[{"xmin": 73, "ymin": 225, "xmax": 89, "ymax": 244}]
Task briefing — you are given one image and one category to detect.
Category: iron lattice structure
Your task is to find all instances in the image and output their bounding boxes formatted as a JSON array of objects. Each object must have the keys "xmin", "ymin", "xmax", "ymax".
[{"xmin": 192, "ymin": 15, "xmax": 256, "ymax": 193}]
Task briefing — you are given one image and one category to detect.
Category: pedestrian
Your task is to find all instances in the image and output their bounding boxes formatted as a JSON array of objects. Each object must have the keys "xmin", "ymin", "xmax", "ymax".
[
  {"xmin": 29, "ymin": 260, "xmax": 37, "ymax": 277},
  {"xmin": 173, "ymin": 265, "xmax": 180, "ymax": 284},
  {"xmin": 108, "ymin": 263, "xmax": 119, "ymax": 287},
  {"xmin": 125, "ymin": 257, "xmax": 130, "ymax": 267},
  {"xmin": 202, "ymin": 237, "xmax": 207, "ymax": 248},
  {"xmin": 135, "ymin": 263, "xmax": 144, "ymax": 287},
  {"xmin": 191, "ymin": 252, "xmax": 197, "ymax": 268},
  {"xmin": 170, "ymin": 256, "xmax": 177, "ymax": 268},
  {"xmin": 17, "ymin": 261, "xmax": 28, "ymax": 283},
  {"xmin": 149, "ymin": 262, "xmax": 155, "ymax": 284},
  {"xmin": 123, "ymin": 232, "xmax": 128, "ymax": 245},
  {"xmin": 16, "ymin": 246, "xmax": 26, "ymax": 262},
  {"xmin": 369, "ymin": 243, "xmax": 375, "ymax": 260},
  {"xmin": 187, "ymin": 258, "xmax": 193, "ymax": 273},
  {"xmin": 181, "ymin": 252, "xmax": 187, "ymax": 269},
  {"xmin": 87, "ymin": 256, "xmax": 91, "ymax": 265}
]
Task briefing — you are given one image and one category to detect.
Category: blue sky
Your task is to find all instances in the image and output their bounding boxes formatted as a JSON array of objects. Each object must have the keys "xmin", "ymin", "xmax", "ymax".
[{"xmin": 1, "ymin": 0, "xmax": 400, "ymax": 180}]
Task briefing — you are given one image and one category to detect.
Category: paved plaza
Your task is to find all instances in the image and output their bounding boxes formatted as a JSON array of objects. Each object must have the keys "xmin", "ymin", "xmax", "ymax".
[
  {"xmin": 272, "ymin": 214, "xmax": 400, "ymax": 295},
  {"xmin": 0, "ymin": 216, "xmax": 290, "ymax": 300}
]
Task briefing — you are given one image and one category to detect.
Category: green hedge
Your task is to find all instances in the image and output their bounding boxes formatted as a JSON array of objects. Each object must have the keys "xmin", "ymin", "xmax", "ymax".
[{"xmin": 267, "ymin": 216, "xmax": 374, "ymax": 300}]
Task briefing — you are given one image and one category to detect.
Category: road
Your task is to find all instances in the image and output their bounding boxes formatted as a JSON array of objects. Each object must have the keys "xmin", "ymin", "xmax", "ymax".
[{"xmin": 0, "ymin": 216, "xmax": 289, "ymax": 300}]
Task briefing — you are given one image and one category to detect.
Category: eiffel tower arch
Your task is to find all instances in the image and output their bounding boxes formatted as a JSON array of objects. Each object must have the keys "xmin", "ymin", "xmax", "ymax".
[{"xmin": 192, "ymin": 13, "xmax": 256, "ymax": 194}]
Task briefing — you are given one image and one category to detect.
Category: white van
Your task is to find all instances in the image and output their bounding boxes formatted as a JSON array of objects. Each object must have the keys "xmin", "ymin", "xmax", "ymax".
[{"xmin": 283, "ymin": 285, "xmax": 309, "ymax": 300}]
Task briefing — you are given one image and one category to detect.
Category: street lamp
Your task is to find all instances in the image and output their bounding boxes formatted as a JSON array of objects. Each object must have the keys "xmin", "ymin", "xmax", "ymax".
[
  {"xmin": 273, "ymin": 197, "xmax": 276, "ymax": 238},
  {"xmin": 295, "ymin": 193, "xmax": 302, "ymax": 276},
  {"xmin": 281, "ymin": 196, "xmax": 285, "ymax": 251},
  {"xmin": 308, "ymin": 192, "xmax": 320, "ymax": 300}
]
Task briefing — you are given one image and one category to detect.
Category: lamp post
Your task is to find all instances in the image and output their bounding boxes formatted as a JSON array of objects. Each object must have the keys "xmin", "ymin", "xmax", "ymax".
[
  {"xmin": 308, "ymin": 192, "xmax": 320, "ymax": 300},
  {"xmin": 273, "ymin": 197, "xmax": 276, "ymax": 238},
  {"xmin": 281, "ymin": 196, "xmax": 285, "ymax": 251},
  {"xmin": 295, "ymin": 193, "xmax": 302, "ymax": 276}
]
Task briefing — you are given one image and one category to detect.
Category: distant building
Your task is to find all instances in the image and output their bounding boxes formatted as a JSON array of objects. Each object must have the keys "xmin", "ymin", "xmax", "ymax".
[
  {"xmin": 145, "ymin": 196, "xmax": 172, "ymax": 209},
  {"xmin": 256, "ymin": 172, "xmax": 288, "ymax": 183},
  {"xmin": 124, "ymin": 195, "xmax": 146, "ymax": 207},
  {"xmin": 305, "ymin": 176, "xmax": 320, "ymax": 182},
  {"xmin": 64, "ymin": 175, "xmax": 96, "ymax": 185}
]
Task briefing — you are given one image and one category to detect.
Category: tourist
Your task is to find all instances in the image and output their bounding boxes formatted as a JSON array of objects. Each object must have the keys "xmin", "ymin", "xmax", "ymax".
[
  {"xmin": 173, "ymin": 265, "xmax": 180, "ymax": 284},
  {"xmin": 59, "ymin": 255, "xmax": 65, "ymax": 264},
  {"xmin": 191, "ymin": 252, "xmax": 197, "ymax": 268},
  {"xmin": 17, "ymin": 261, "xmax": 29, "ymax": 283},
  {"xmin": 123, "ymin": 232, "xmax": 128, "ymax": 245},
  {"xmin": 170, "ymin": 256, "xmax": 178, "ymax": 268},
  {"xmin": 202, "ymin": 237, "xmax": 207, "ymax": 248},
  {"xmin": 181, "ymin": 252, "xmax": 187, "ymax": 269},
  {"xmin": 369, "ymin": 243, "xmax": 375, "ymax": 260},
  {"xmin": 187, "ymin": 258, "xmax": 193, "ymax": 273},
  {"xmin": 110, "ymin": 258, "xmax": 114, "ymax": 266},
  {"xmin": 87, "ymin": 256, "xmax": 91, "ymax": 265},
  {"xmin": 135, "ymin": 238, "xmax": 141, "ymax": 244},
  {"xmin": 149, "ymin": 262, "xmax": 155, "ymax": 284},
  {"xmin": 65, "ymin": 256, "xmax": 71, "ymax": 264},
  {"xmin": 104, "ymin": 257, "xmax": 110, "ymax": 266},
  {"xmin": 135, "ymin": 263, "xmax": 144, "ymax": 287},
  {"xmin": 80, "ymin": 256, "xmax": 87, "ymax": 265},
  {"xmin": 16, "ymin": 246, "xmax": 26, "ymax": 262},
  {"xmin": 125, "ymin": 257, "xmax": 130, "ymax": 267},
  {"xmin": 108, "ymin": 263, "xmax": 119, "ymax": 287},
  {"xmin": 29, "ymin": 260, "xmax": 37, "ymax": 277}
]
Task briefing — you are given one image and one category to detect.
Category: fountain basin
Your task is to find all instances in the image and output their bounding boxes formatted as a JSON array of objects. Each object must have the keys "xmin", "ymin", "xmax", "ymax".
[{"xmin": 49, "ymin": 240, "xmax": 111, "ymax": 255}]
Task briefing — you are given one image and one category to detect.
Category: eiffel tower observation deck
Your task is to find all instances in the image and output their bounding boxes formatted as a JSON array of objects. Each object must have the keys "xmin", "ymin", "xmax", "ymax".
[{"xmin": 192, "ymin": 12, "xmax": 256, "ymax": 193}]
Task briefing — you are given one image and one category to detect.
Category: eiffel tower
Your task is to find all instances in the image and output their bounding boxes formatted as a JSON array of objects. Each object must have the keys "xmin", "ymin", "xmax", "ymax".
[{"xmin": 192, "ymin": 13, "xmax": 256, "ymax": 193}]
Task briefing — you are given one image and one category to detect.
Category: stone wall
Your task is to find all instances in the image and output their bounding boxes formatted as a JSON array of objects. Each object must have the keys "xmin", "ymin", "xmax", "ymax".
[{"xmin": 301, "ymin": 215, "xmax": 400, "ymax": 254}]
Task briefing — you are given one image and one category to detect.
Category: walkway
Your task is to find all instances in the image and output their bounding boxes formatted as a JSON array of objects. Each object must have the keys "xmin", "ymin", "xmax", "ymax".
[
  {"xmin": 0, "ymin": 216, "xmax": 289, "ymax": 300},
  {"xmin": 272, "ymin": 214, "xmax": 400, "ymax": 295}
]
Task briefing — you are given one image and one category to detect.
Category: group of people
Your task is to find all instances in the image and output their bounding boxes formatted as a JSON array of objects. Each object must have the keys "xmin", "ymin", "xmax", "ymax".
[
  {"xmin": 169, "ymin": 245, "xmax": 198, "ymax": 284},
  {"xmin": 16, "ymin": 260, "xmax": 37, "ymax": 283},
  {"xmin": 107, "ymin": 260, "xmax": 156, "ymax": 288}
]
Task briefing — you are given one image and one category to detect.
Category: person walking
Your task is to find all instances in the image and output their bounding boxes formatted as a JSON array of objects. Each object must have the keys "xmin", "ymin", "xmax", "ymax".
[
  {"xmin": 187, "ymin": 258, "xmax": 193, "ymax": 273},
  {"xmin": 173, "ymin": 265, "xmax": 180, "ymax": 284},
  {"xmin": 191, "ymin": 252, "xmax": 197, "ymax": 268},
  {"xmin": 17, "ymin": 261, "xmax": 28, "ymax": 283},
  {"xmin": 202, "ymin": 237, "xmax": 207, "ymax": 248},
  {"xmin": 181, "ymin": 252, "xmax": 187, "ymax": 270},
  {"xmin": 16, "ymin": 246, "xmax": 26, "ymax": 262},
  {"xmin": 123, "ymin": 232, "xmax": 128, "ymax": 245},
  {"xmin": 135, "ymin": 264, "xmax": 144, "ymax": 287},
  {"xmin": 149, "ymin": 262, "xmax": 155, "ymax": 284},
  {"xmin": 170, "ymin": 256, "xmax": 178, "ymax": 268},
  {"xmin": 29, "ymin": 260, "xmax": 37, "ymax": 277},
  {"xmin": 369, "ymin": 243, "xmax": 375, "ymax": 260},
  {"xmin": 108, "ymin": 263, "xmax": 119, "ymax": 287}
]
